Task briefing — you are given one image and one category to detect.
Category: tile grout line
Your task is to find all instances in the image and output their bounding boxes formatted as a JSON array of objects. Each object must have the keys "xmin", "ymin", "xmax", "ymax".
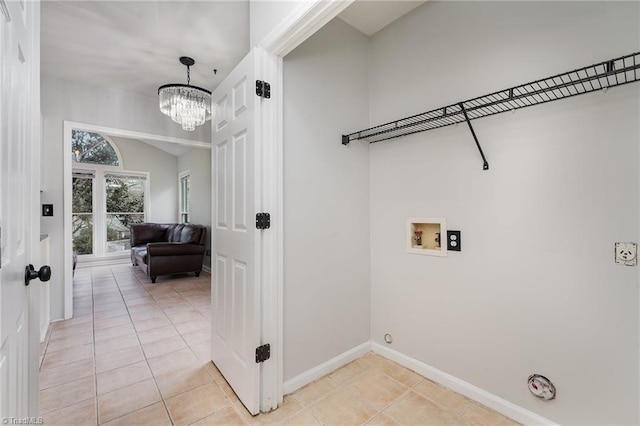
[
  {"xmin": 128, "ymin": 267, "xmax": 233, "ymax": 426},
  {"xmin": 37, "ymin": 270, "xmax": 108, "ymax": 420},
  {"xmin": 171, "ymin": 288, "xmax": 250, "ymax": 425},
  {"xmin": 378, "ymin": 379, "xmax": 424, "ymax": 424},
  {"xmin": 92, "ymin": 267, "xmax": 126, "ymax": 424},
  {"xmin": 327, "ymin": 366, "xmax": 388, "ymax": 424},
  {"xmin": 47, "ymin": 267, "xmax": 518, "ymax": 426},
  {"xmin": 159, "ymin": 275, "xmax": 256, "ymax": 426},
  {"xmin": 38, "ymin": 267, "xmax": 216, "ymax": 424},
  {"xmin": 71, "ymin": 265, "xmax": 149, "ymax": 424},
  {"xmin": 289, "ymin": 357, "xmax": 430, "ymax": 425},
  {"xmin": 343, "ymin": 378, "xmax": 412, "ymax": 423},
  {"xmin": 91, "ymin": 267, "xmax": 99, "ymax": 426},
  {"xmin": 126, "ymin": 267, "xmax": 217, "ymax": 420},
  {"xmin": 39, "ymin": 272, "xmax": 96, "ymax": 417},
  {"xmin": 404, "ymin": 369, "xmax": 477, "ymax": 423},
  {"xmin": 99, "ymin": 263, "xmax": 175, "ymax": 426}
]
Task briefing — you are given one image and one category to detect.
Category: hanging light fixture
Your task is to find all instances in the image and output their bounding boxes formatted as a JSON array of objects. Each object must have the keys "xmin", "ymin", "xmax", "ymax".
[{"xmin": 158, "ymin": 56, "xmax": 211, "ymax": 131}]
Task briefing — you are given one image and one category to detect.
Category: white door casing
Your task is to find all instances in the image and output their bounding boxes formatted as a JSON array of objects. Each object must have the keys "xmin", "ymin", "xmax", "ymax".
[
  {"xmin": 211, "ymin": 47, "xmax": 277, "ymax": 415},
  {"xmin": 0, "ymin": 0, "xmax": 42, "ymax": 418}
]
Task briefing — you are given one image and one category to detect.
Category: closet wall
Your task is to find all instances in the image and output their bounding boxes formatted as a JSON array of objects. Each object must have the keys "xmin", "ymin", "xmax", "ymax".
[
  {"xmin": 368, "ymin": 2, "xmax": 639, "ymax": 424},
  {"xmin": 283, "ymin": 18, "xmax": 371, "ymax": 381}
]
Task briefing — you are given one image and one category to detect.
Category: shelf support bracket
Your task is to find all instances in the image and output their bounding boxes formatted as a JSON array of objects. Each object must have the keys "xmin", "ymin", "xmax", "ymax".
[{"xmin": 459, "ymin": 103, "xmax": 489, "ymax": 171}]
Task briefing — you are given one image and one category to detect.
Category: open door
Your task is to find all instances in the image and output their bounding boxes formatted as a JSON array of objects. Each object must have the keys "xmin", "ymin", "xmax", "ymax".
[
  {"xmin": 0, "ymin": 0, "xmax": 43, "ymax": 418},
  {"xmin": 210, "ymin": 47, "xmax": 277, "ymax": 415}
]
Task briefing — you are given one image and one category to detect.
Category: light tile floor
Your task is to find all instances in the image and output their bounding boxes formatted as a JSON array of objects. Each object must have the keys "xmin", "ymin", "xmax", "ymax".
[{"xmin": 39, "ymin": 263, "xmax": 518, "ymax": 426}]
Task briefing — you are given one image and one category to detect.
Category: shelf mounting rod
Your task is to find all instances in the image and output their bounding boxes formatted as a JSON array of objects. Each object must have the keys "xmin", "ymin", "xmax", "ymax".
[{"xmin": 459, "ymin": 103, "xmax": 489, "ymax": 171}]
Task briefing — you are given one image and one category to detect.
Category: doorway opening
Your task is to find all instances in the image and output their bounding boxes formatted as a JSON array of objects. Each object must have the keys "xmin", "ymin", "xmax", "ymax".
[{"xmin": 62, "ymin": 121, "xmax": 211, "ymax": 319}]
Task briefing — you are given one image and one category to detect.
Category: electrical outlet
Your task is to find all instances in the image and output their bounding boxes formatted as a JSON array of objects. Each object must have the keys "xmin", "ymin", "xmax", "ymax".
[
  {"xmin": 447, "ymin": 230, "xmax": 461, "ymax": 251},
  {"xmin": 615, "ymin": 242, "xmax": 637, "ymax": 266}
]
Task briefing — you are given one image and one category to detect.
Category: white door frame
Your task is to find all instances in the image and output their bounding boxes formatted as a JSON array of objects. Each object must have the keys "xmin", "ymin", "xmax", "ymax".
[
  {"xmin": 254, "ymin": 0, "xmax": 354, "ymax": 412},
  {"xmin": 28, "ymin": 0, "xmax": 43, "ymax": 415},
  {"xmin": 62, "ymin": 121, "xmax": 210, "ymax": 319}
]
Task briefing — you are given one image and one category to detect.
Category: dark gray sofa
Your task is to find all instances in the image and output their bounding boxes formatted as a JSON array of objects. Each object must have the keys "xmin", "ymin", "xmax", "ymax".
[{"xmin": 130, "ymin": 223, "xmax": 206, "ymax": 283}]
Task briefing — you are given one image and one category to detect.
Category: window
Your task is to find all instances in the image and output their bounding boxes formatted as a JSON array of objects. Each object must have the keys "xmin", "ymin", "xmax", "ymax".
[
  {"xmin": 105, "ymin": 173, "xmax": 147, "ymax": 253},
  {"xmin": 72, "ymin": 171, "xmax": 95, "ymax": 255},
  {"xmin": 71, "ymin": 129, "xmax": 148, "ymax": 258},
  {"xmin": 179, "ymin": 171, "xmax": 190, "ymax": 223},
  {"xmin": 72, "ymin": 130, "xmax": 120, "ymax": 166}
]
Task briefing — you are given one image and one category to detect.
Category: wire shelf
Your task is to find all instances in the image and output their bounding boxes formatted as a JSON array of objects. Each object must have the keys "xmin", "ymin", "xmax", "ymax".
[{"xmin": 343, "ymin": 52, "xmax": 640, "ymax": 146}]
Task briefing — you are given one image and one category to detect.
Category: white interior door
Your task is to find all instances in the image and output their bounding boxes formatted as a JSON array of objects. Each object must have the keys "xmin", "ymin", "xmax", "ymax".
[
  {"xmin": 0, "ymin": 0, "xmax": 41, "ymax": 418},
  {"xmin": 211, "ymin": 48, "xmax": 272, "ymax": 415}
]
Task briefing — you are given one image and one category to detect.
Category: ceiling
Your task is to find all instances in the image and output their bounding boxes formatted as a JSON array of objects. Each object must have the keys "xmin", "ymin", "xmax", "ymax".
[
  {"xmin": 41, "ymin": 1, "xmax": 429, "ymax": 99},
  {"xmin": 338, "ymin": 0, "xmax": 426, "ymax": 37},
  {"xmin": 41, "ymin": 1, "xmax": 250, "ymax": 99},
  {"xmin": 41, "ymin": 1, "xmax": 427, "ymax": 152},
  {"xmin": 110, "ymin": 135, "xmax": 208, "ymax": 157}
]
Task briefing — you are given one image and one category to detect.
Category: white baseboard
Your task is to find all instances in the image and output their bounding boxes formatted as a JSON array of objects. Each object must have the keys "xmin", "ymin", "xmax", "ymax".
[
  {"xmin": 202, "ymin": 265, "xmax": 211, "ymax": 274},
  {"xmin": 281, "ymin": 341, "xmax": 557, "ymax": 425},
  {"xmin": 372, "ymin": 343, "xmax": 557, "ymax": 426},
  {"xmin": 283, "ymin": 341, "xmax": 372, "ymax": 394},
  {"xmin": 77, "ymin": 256, "xmax": 130, "ymax": 268}
]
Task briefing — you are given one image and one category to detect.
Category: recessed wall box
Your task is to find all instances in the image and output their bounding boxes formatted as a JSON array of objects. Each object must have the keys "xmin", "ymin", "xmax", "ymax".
[{"xmin": 407, "ymin": 217, "xmax": 447, "ymax": 257}]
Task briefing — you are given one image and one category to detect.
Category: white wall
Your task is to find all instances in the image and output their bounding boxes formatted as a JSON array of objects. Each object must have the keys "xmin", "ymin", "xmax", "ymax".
[
  {"xmin": 177, "ymin": 148, "xmax": 212, "ymax": 268},
  {"xmin": 283, "ymin": 18, "xmax": 370, "ymax": 380},
  {"xmin": 368, "ymin": 2, "xmax": 639, "ymax": 425},
  {"xmin": 110, "ymin": 136, "xmax": 178, "ymax": 223},
  {"xmin": 41, "ymin": 74, "xmax": 208, "ymax": 320}
]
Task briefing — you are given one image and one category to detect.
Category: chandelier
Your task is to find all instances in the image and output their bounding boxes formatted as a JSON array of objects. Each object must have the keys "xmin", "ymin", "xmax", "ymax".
[{"xmin": 158, "ymin": 56, "xmax": 211, "ymax": 131}]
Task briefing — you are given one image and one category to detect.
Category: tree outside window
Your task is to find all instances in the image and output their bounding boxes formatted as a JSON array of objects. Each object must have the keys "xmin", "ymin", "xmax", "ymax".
[
  {"xmin": 72, "ymin": 174, "xmax": 94, "ymax": 255},
  {"xmin": 72, "ymin": 130, "xmax": 120, "ymax": 166},
  {"xmin": 106, "ymin": 174, "xmax": 146, "ymax": 253}
]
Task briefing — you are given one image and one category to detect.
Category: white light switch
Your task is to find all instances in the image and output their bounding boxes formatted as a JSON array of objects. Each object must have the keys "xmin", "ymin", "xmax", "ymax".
[{"xmin": 615, "ymin": 242, "xmax": 637, "ymax": 266}]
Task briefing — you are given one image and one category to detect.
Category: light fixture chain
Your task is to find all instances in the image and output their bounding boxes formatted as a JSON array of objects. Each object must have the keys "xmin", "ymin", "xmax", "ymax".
[{"xmin": 187, "ymin": 65, "xmax": 190, "ymax": 85}]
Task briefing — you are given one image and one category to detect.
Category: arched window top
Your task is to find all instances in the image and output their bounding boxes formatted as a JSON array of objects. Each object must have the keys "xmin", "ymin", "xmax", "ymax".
[{"xmin": 72, "ymin": 130, "xmax": 121, "ymax": 166}]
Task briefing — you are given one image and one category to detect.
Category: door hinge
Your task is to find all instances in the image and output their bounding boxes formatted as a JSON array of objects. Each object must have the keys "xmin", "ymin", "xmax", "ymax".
[
  {"xmin": 256, "ymin": 213, "xmax": 271, "ymax": 230},
  {"xmin": 256, "ymin": 80, "xmax": 271, "ymax": 99},
  {"xmin": 255, "ymin": 343, "xmax": 271, "ymax": 363}
]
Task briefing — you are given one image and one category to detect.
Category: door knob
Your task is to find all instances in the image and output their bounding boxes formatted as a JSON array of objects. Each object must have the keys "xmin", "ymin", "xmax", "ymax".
[{"xmin": 25, "ymin": 264, "xmax": 51, "ymax": 286}]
